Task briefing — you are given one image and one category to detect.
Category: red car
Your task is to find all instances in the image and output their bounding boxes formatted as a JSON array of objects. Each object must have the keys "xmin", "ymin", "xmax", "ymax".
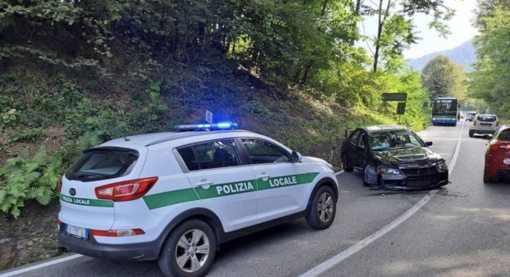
[{"xmin": 484, "ymin": 125, "xmax": 510, "ymax": 183}]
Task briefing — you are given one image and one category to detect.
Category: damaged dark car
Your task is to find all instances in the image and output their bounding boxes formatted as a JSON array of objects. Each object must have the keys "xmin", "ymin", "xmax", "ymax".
[{"xmin": 341, "ymin": 125, "xmax": 449, "ymax": 190}]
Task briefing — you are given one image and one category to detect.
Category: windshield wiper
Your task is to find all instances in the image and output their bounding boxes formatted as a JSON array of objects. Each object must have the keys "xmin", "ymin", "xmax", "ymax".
[{"xmin": 74, "ymin": 172, "xmax": 109, "ymax": 178}]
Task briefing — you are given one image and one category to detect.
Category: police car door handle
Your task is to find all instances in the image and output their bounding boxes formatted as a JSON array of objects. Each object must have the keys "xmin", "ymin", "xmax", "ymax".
[
  {"xmin": 258, "ymin": 173, "xmax": 270, "ymax": 181},
  {"xmin": 195, "ymin": 180, "xmax": 213, "ymax": 187}
]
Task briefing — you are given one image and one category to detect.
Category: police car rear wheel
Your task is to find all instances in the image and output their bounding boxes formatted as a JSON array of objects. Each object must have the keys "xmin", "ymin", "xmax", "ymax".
[
  {"xmin": 159, "ymin": 219, "xmax": 217, "ymax": 277},
  {"xmin": 306, "ymin": 186, "xmax": 336, "ymax": 229}
]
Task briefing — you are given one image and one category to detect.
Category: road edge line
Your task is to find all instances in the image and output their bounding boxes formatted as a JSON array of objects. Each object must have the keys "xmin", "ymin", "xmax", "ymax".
[
  {"xmin": 0, "ymin": 254, "xmax": 83, "ymax": 277},
  {"xmin": 299, "ymin": 121, "xmax": 465, "ymax": 277}
]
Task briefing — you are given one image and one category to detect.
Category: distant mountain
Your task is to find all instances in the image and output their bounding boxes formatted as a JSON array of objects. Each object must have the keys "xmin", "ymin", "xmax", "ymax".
[{"xmin": 406, "ymin": 39, "xmax": 476, "ymax": 72}]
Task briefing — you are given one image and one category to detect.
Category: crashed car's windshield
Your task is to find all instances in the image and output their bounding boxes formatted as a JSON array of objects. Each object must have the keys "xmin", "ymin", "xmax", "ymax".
[{"xmin": 370, "ymin": 130, "xmax": 425, "ymax": 151}]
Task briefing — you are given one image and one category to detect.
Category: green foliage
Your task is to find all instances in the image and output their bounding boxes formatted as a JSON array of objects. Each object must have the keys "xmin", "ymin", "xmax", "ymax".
[
  {"xmin": 0, "ymin": 147, "xmax": 58, "ymax": 218},
  {"xmin": 421, "ymin": 55, "xmax": 468, "ymax": 100},
  {"xmin": 470, "ymin": 5, "xmax": 510, "ymax": 117},
  {"xmin": 11, "ymin": 128, "xmax": 47, "ymax": 143}
]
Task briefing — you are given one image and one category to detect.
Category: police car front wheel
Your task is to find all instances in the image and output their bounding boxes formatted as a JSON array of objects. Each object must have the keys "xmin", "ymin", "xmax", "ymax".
[
  {"xmin": 159, "ymin": 219, "xmax": 217, "ymax": 277},
  {"xmin": 306, "ymin": 186, "xmax": 336, "ymax": 229}
]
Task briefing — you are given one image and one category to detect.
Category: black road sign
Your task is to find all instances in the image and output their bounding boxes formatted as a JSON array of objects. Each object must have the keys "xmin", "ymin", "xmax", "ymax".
[
  {"xmin": 383, "ymin": 93, "xmax": 408, "ymax": 102},
  {"xmin": 397, "ymin": 102, "xmax": 406, "ymax": 115}
]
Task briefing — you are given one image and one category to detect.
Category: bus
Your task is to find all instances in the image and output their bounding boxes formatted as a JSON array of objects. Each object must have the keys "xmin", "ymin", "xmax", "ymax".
[{"xmin": 432, "ymin": 97, "xmax": 459, "ymax": 126}]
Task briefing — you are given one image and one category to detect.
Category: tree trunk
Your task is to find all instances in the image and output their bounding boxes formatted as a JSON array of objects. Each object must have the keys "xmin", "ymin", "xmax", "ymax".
[
  {"xmin": 294, "ymin": 66, "xmax": 302, "ymax": 83},
  {"xmin": 355, "ymin": 0, "xmax": 361, "ymax": 15},
  {"xmin": 198, "ymin": 22, "xmax": 206, "ymax": 45},
  {"xmin": 321, "ymin": 0, "xmax": 329, "ymax": 17},
  {"xmin": 301, "ymin": 63, "xmax": 312, "ymax": 85},
  {"xmin": 373, "ymin": 0, "xmax": 384, "ymax": 72},
  {"xmin": 373, "ymin": 0, "xmax": 391, "ymax": 72}
]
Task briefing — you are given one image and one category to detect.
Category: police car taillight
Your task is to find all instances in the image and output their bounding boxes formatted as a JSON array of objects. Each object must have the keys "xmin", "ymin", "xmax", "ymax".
[
  {"xmin": 91, "ymin": 229, "xmax": 145, "ymax": 237},
  {"xmin": 58, "ymin": 178, "xmax": 63, "ymax": 192},
  {"xmin": 95, "ymin": 177, "xmax": 158, "ymax": 202}
]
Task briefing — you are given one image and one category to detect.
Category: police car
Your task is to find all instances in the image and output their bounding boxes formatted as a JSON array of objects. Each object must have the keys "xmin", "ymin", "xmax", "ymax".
[{"xmin": 57, "ymin": 122, "xmax": 339, "ymax": 277}]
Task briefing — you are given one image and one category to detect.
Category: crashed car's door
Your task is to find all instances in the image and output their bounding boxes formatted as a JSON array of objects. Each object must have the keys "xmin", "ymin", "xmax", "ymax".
[
  {"xmin": 345, "ymin": 130, "xmax": 360, "ymax": 167},
  {"xmin": 353, "ymin": 131, "xmax": 369, "ymax": 169}
]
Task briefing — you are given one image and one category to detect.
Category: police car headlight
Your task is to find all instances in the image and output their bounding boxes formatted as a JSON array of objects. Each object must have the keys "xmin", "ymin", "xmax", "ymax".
[{"xmin": 377, "ymin": 165, "xmax": 400, "ymax": 175}]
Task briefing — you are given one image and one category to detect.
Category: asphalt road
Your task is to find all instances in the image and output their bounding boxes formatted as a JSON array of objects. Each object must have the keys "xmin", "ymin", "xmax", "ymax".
[{"xmin": 4, "ymin": 121, "xmax": 507, "ymax": 277}]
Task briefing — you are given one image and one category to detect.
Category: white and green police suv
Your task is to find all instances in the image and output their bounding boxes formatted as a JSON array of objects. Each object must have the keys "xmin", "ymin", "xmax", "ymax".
[{"xmin": 58, "ymin": 123, "xmax": 339, "ymax": 277}]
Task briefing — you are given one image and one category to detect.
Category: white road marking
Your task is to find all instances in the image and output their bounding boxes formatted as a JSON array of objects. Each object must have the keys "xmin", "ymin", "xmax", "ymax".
[
  {"xmin": 0, "ymin": 254, "xmax": 83, "ymax": 277},
  {"xmin": 300, "ymin": 121, "xmax": 465, "ymax": 277},
  {"xmin": 335, "ymin": 170, "xmax": 345, "ymax": 176}
]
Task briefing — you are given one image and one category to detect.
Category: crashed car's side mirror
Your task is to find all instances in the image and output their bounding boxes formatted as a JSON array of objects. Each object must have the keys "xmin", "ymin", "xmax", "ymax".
[{"xmin": 426, "ymin": 141, "xmax": 433, "ymax": 147}]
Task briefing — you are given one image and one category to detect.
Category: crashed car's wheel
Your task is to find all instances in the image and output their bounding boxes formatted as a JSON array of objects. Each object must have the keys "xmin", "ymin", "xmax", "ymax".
[
  {"xmin": 342, "ymin": 154, "xmax": 354, "ymax": 172},
  {"xmin": 306, "ymin": 186, "xmax": 336, "ymax": 230},
  {"xmin": 158, "ymin": 219, "xmax": 216, "ymax": 277}
]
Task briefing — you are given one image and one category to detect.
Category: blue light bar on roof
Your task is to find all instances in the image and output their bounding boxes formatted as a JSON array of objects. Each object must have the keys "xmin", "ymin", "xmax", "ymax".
[
  {"xmin": 175, "ymin": 122, "xmax": 239, "ymax": 131},
  {"xmin": 217, "ymin": 122, "xmax": 232, "ymax": 128}
]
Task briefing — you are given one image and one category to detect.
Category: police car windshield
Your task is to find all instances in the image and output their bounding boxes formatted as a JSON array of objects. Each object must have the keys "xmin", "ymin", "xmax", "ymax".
[
  {"xmin": 66, "ymin": 148, "xmax": 139, "ymax": 182},
  {"xmin": 369, "ymin": 130, "xmax": 425, "ymax": 151}
]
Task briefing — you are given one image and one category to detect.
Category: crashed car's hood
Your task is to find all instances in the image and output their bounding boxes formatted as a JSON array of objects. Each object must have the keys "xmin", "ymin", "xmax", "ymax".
[{"xmin": 371, "ymin": 147, "xmax": 443, "ymax": 166}]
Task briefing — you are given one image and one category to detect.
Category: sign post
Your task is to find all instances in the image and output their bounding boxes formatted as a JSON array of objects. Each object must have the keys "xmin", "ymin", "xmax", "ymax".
[
  {"xmin": 205, "ymin": 110, "xmax": 213, "ymax": 124},
  {"xmin": 397, "ymin": 103, "xmax": 406, "ymax": 115}
]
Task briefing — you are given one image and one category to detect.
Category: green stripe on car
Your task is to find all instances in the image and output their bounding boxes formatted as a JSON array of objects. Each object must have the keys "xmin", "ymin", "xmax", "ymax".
[
  {"xmin": 143, "ymin": 188, "xmax": 201, "ymax": 210},
  {"xmin": 59, "ymin": 194, "xmax": 114, "ymax": 208},
  {"xmin": 143, "ymin": 172, "xmax": 320, "ymax": 210}
]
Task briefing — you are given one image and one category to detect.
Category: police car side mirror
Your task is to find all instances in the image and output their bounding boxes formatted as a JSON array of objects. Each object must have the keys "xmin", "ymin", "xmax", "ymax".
[{"xmin": 292, "ymin": 151, "xmax": 302, "ymax": 163}]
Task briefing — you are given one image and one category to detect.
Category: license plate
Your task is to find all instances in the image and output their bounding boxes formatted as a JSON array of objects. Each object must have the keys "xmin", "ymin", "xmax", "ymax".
[
  {"xmin": 407, "ymin": 179, "xmax": 432, "ymax": 187},
  {"xmin": 66, "ymin": 225, "xmax": 89, "ymax": 240},
  {"xmin": 504, "ymin": 159, "xmax": 510, "ymax": 165}
]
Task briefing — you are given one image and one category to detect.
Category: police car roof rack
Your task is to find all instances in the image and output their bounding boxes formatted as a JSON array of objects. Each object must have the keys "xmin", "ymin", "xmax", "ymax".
[{"xmin": 174, "ymin": 122, "xmax": 239, "ymax": 132}]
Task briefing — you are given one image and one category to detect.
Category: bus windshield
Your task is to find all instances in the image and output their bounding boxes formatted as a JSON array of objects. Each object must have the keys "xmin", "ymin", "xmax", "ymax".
[{"xmin": 433, "ymin": 99, "xmax": 457, "ymax": 115}]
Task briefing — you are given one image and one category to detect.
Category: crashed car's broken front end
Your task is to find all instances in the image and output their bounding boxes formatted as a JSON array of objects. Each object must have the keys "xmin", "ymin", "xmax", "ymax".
[{"xmin": 364, "ymin": 149, "xmax": 449, "ymax": 190}]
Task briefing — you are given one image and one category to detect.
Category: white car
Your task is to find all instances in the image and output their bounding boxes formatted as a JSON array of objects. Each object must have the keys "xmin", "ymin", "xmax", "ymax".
[
  {"xmin": 469, "ymin": 114, "xmax": 500, "ymax": 137},
  {"xmin": 58, "ymin": 123, "xmax": 339, "ymax": 277}
]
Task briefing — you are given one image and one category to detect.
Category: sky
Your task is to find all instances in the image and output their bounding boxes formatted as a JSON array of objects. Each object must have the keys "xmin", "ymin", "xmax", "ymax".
[{"xmin": 358, "ymin": 0, "xmax": 479, "ymax": 59}]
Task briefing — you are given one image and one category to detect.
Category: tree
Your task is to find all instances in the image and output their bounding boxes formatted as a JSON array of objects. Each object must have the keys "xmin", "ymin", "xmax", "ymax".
[
  {"xmin": 470, "ymin": 5, "xmax": 510, "ymax": 118},
  {"xmin": 474, "ymin": 0, "xmax": 510, "ymax": 31},
  {"xmin": 355, "ymin": 0, "xmax": 454, "ymax": 72},
  {"xmin": 421, "ymin": 55, "xmax": 468, "ymax": 100}
]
